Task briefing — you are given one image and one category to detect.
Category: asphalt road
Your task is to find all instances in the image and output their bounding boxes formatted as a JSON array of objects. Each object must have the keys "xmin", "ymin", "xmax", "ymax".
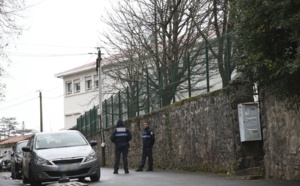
[{"xmin": 1, "ymin": 168, "xmax": 300, "ymax": 186}]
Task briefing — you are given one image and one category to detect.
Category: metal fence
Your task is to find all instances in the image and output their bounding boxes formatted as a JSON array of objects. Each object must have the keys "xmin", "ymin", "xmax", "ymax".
[
  {"xmin": 77, "ymin": 32, "xmax": 235, "ymax": 136},
  {"xmin": 77, "ymin": 106, "xmax": 99, "ymax": 136}
]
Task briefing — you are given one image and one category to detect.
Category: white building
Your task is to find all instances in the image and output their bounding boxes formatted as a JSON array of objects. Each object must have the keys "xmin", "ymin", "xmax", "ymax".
[
  {"xmin": 55, "ymin": 62, "xmax": 101, "ymax": 130},
  {"xmin": 55, "ymin": 48, "xmax": 231, "ymax": 130}
]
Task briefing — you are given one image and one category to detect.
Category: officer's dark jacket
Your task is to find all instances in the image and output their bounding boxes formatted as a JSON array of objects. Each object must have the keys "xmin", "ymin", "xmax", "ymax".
[
  {"xmin": 110, "ymin": 120, "xmax": 132, "ymax": 146},
  {"xmin": 142, "ymin": 126, "xmax": 155, "ymax": 148}
]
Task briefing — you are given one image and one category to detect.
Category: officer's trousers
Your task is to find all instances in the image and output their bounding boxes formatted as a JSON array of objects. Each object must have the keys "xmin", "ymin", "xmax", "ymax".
[
  {"xmin": 114, "ymin": 144, "xmax": 129, "ymax": 171},
  {"xmin": 140, "ymin": 147, "xmax": 153, "ymax": 169}
]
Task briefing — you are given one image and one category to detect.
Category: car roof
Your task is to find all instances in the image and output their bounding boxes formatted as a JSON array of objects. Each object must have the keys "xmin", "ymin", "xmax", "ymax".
[{"xmin": 34, "ymin": 130, "xmax": 81, "ymax": 137}]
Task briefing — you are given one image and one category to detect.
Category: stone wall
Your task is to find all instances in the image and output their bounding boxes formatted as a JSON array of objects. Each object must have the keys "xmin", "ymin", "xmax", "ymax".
[
  {"xmin": 88, "ymin": 80, "xmax": 262, "ymax": 174},
  {"xmin": 261, "ymin": 91, "xmax": 300, "ymax": 180},
  {"xmin": 86, "ymin": 80, "xmax": 300, "ymax": 180}
]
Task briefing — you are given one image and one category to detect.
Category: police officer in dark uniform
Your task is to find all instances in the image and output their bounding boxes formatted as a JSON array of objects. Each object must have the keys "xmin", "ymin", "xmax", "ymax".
[
  {"xmin": 110, "ymin": 119, "xmax": 132, "ymax": 174},
  {"xmin": 136, "ymin": 121, "xmax": 155, "ymax": 172}
]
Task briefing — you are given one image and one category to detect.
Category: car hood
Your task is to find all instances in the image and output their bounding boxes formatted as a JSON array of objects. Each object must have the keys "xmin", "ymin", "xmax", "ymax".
[{"xmin": 35, "ymin": 145, "xmax": 94, "ymax": 160}]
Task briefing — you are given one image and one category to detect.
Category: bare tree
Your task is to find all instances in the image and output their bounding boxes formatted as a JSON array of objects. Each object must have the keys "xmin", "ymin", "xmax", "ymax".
[
  {"xmin": 0, "ymin": 117, "xmax": 36, "ymax": 139},
  {"xmin": 0, "ymin": 0, "xmax": 25, "ymax": 101},
  {"xmin": 101, "ymin": 0, "xmax": 221, "ymax": 110},
  {"xmin": 191, "ymin": 0, "xmax": 236, "ymax": 87},
  {"xmin": 0, "ymin": 117, "xmax": 18, "ymax": 139}
]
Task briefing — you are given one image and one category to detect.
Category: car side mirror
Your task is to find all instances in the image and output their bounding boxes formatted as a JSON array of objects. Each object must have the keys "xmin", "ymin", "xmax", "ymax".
[
  {"xmin": 22, "ymin": 146, "xmax": 31, "ymax": 152},
  {"xmin": 89, "ymin": 140, "xmax": 97, "ymax": 147}
]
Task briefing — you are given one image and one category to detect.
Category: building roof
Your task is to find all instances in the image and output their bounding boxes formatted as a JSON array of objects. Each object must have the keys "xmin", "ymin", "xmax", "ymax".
[
  {"xmin": 55, "ymin": 61, "xmax": 96, "ymax": 78},
  {"xmin": 0, "ymin": 135, "xmax": 32, "ymax": 146},
  {"xmin": 54, "ymin": 53, "xmax": 125, "ymax": 78}
]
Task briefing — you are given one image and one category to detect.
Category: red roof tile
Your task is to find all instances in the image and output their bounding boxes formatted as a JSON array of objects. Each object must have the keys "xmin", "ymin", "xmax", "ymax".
[{"xmin": 0, "ymin": 135, "xmax": 32, "ymax": 145}]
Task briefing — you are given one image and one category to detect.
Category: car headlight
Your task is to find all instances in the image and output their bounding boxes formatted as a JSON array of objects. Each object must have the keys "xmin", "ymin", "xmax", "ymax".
[
  {"xmin": 84, "ymin": 152, "xmax": 97, "ymax": 162},
  {"xmin": 35, "ymin": 156, "xmax": 50, "ymax": 165}
]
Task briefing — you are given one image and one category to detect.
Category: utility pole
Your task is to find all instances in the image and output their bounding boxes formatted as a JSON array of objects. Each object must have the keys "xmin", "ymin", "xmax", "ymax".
[
  {"xmin": 96, "ymin": 48, "xmax": 105, "ymax": 166},
  {"xmin": 38, "ymin": 90, "xmax": 43, "ymax": 132},
  {"xmin": 22, "ymin": 121, "xmax": 25, "ymax": 136}
]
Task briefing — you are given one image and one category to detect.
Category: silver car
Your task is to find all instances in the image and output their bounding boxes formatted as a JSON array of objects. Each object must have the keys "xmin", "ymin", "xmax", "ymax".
[
  {"xmin": 11, "ymin": 140, "xmax": 29, "ymax": 179},
  {"xmin": 22, "ymin": 130, "xmax": 100, "ymax": 186}
]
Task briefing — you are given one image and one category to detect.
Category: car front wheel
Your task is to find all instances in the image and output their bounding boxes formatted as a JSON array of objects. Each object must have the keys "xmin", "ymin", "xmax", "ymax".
[
  {"xmin": 29, "ymin": 169, "xmax": 42, "ymax": 186},
  {"xmin": 90, "ymin": 167, "xmax": 100, "ymax": 182}
]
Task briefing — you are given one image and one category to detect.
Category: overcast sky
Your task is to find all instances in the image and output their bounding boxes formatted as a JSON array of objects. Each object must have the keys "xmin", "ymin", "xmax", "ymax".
[{"xmin": 0, "ymin": 0, "xmax": 112, "ymax": 132}]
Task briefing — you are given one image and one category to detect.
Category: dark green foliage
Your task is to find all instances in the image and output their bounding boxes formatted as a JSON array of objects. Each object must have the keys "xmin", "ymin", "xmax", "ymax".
[{"xmin": 233, "ymin": 0, "xmax": 300, "ymax": 109}]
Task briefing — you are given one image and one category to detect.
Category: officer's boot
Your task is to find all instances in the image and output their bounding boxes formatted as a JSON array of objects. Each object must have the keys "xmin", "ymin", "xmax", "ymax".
[
  {"xmin": 124, "ymin": 168, "xmax": 129, "ymax": 174},
  {"xmin": 113, "ymin": 168, "xmax": 118, "ymax": 174},
  {"xmin": 135, "ymin": 166, "xmax": 143, "ymax": 172},
  {"xmin": 146, "ymin": 167, "xmax": 153, "ymax": 171}
]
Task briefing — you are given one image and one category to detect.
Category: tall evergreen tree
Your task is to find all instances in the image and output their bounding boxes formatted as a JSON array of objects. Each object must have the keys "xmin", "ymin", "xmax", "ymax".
[{"xmin": 233, "ymin": 0, "xmax": 300, "ymax": 109}]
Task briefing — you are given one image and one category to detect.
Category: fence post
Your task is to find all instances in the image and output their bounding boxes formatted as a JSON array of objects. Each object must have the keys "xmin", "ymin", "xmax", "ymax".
[
  {"xmin": 78, "ymin": 116, "xmax": 82, "ymax": 133},
  {"xmin": 100, "ymin": 103, "xmax": 102, "ymax": 131},
  {"xmin": 91, "ymin": 110, "xmax": 93, "ymax": 135},
  {"xmin": 84, "ymin": 113, "xmax": 87, "ymax": 136},
  {"xmin": 226, "ymin": 32, "xmax": 231, "ymax": 82},
  {"xmin": 159, "ymin": 68, "xmax": 162, "ymax": 108},
  {"xmin": 136, "ymin": 81, "xmax": 139, "ymax": 116},
  {"xmin": 111, "ymin": 95, "xmax": 114, "ymax": 126},
  {"xmin": 187, "ymin": 53, "xmax": 191, "ymax": 97},
  {"xmin": 118, "ymin": 91, "xmax": 121, "ymax": 119},
  {"xmin": 105, "ymin": 99, "xmax": 108, "ymax": 128},
  {"xmin": 90, "ymin": 109, "xmax": 92, "ymax": 136},
  {"xmin": 93, "ymin": 106, "xmax": 96, "ymax": 134},
  {"xmin": 127, "ymin": 86, "xmax": 130, "ymax": 119},
  {"xmin": 147, "ymin": 73, "xmax": 150, "ymax": 113},
  {"xmin": 81, "ymin": 115, "xmax": 84, "ymax": 135},
  {"xmin": 94, "ymin": 107, "xmax": 96, "ymax": 134},
  {"xmin": 172, "ymin": 61, "xmax": 175, "ymax": 103},
  {"xmin": 205, "ymin": 40, "xmax": 210, "ymax": 92}
]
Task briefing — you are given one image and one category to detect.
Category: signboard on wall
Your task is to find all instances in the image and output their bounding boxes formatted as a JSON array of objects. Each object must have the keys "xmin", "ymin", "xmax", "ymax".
[{"xmin": 238, "ymin": 102, "xmax": 262, "ymax": 142}]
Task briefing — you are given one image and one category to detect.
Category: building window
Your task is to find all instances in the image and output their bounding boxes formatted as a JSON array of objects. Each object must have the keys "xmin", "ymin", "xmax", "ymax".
[
  {"xmin": 66, "ymin": 82, "xmax": 72, "ymax": 95},
  {"xmin": 94, "ymin": 75, "xmax": 98, "ymax": 89},
  {"xmin": 74, "ymin": 79, "xmax": 80, "ymax": 93},
  {"xmin": 85, "ymin": 76, "xmax": 92, "ymax": 91}
]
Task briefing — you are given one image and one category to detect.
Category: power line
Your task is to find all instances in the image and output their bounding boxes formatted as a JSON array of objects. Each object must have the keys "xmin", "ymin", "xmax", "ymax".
[
  {"xmin": 0, "ymin": 97, "xmax": 38, "ymax": 110},
  {"xmin": 1, "ymin": 54, "xmax": 97, "ymax": 108},
  {"xmin": 9, "ymin": 53, "xmax": 93, "ymax": 57},
  {"xmin": 2, "ymin": 91, "xmax": 37, "ymax": 104},
  {"xmin": 16, "ymin": 43, "xmax": 97, "ymax": 49},
  {"xmin": 3, "ymin": 85, "xmax": 63, "ymax": 105},
  {"xmin": 43, "ymin": 84, "xmax": 63, "ymax": 92},
  {"xmin": 43, "ymin": 94, "xmax": 64, "ymax": 99}
]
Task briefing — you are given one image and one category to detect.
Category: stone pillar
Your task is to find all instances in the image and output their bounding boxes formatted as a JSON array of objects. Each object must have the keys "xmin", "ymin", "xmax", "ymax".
[{"xmin": 229, "ymin": 72, "xmax": 264, "ymax": 176}]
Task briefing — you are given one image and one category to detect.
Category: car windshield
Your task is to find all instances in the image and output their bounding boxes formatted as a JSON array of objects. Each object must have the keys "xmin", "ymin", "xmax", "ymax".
[
  {"xmin": 16, "ymin": 141, "xmax": 28, "ymax": 154},
  {"xmin": 35, "ymin": 132, "xmax": 88, "ymax": 150}
]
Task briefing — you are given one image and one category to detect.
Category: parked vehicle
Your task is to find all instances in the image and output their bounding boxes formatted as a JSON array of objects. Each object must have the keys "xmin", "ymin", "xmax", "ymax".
[
  {"xmin": 0, "ymin": 149, "xmax": 12, "ymax": 172},
  {"xmin": 0, "ymin": 156, "xmax": 11, "ymax": 172},
  {"xmin": 21, "ymin": 130, "xmax": 100, "ymax": 186},
  {"xmin": 11, "ymin": 140, "xmax": 29, "ymax": 179}
]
